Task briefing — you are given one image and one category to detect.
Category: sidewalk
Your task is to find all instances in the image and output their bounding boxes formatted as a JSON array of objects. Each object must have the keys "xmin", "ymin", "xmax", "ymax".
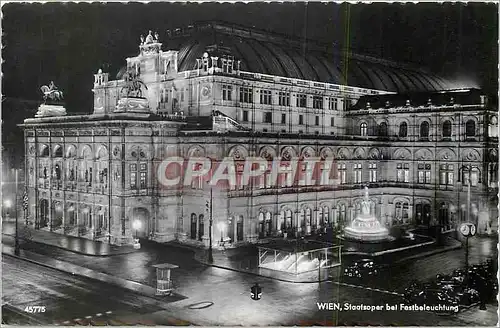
[
  {"xmin": 2, "ymin": 242, "xmax": 185, "ymax": 303},
  {"xmin": 2, "ymin": 222, "xmax": 136, "ymax": 256}
]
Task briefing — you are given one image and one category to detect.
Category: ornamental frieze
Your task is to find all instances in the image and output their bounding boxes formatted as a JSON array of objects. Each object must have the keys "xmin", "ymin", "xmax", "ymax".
[
  {"xmin": 94, "ymin": 130, "xmax": 107, "ymax": 136},
  {"xmin": 79, "ymin": 130, "xmax": 92, "ymax": 136},
  {"xmin": 65, "ymin": 130, "xmax": 77, "ymax": 136},
  {"xmin": 111, "ymin": 130, "xmax": 121, "ymax": 136},
  {"xmin": 38, "ymin": 131, "xmax": 49, "ymax": 136}
]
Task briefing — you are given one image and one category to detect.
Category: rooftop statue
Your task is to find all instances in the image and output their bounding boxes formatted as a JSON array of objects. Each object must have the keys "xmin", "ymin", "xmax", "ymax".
[
  {"xmin": 121, "ymin": 69, "xmax": 148, "ymax": 98},
  {"xmin": 40, "ymin": 81, "xmax": 64, "ymax": 102}
]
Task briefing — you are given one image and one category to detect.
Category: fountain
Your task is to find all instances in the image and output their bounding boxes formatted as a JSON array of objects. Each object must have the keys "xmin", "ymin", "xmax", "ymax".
[{"xmin": 344, "ymin": 187, "xmax": 390, "ymax": 242}]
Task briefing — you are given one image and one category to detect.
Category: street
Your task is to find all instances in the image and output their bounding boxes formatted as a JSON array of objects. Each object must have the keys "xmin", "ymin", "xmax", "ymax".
[
  {"xmin": 2, "ymin": 234, "xmax": 497, "ymax": 326},
  {"xmin": 2, "ymin": 255, "xmax": 189, "ymax": 325}
]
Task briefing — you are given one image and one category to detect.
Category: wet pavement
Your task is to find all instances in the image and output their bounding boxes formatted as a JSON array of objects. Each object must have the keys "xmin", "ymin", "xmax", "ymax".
[
  {"xmin": 2, "ymin": 222, "xmax": 136, "ymax": 256},
  {"xmin": 2, "ymin": 255, "xmax": 190, "ymax": 326},
  {"xmin": 2, "ymin": 223, "xmax": 498, "ymax": 326}
]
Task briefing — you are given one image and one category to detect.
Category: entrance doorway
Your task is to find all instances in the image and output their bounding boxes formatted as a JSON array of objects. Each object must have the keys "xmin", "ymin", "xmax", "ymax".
[
  {"xmin": 39, "ymin": 199, "xmax": 49, "ymax": 229},
  {"xmin": 131, "ymin": 207, "xmax": 150, "ymax": 238}
]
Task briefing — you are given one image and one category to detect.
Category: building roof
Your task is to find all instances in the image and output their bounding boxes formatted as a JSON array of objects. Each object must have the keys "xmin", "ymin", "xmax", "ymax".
[
  {"xmin": 160, "ymin": 21, "xmax": 454, "ymax": 93},
  {"xmin": 350, "ymin": 88, "xmax": 487, "ymax": 110}
]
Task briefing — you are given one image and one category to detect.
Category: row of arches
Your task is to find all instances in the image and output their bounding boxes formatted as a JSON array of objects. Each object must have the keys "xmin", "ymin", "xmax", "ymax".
[
  {"xmin": 358, "ymin": 119, "xmax": 477, "ymax": 138},
  {"xmin": 38, "ymin": 199, "xmax": 108, "ymax": 234},
  {"xmin": 37, "ymin": 144, "xmax": 109, "ymax": 159}
]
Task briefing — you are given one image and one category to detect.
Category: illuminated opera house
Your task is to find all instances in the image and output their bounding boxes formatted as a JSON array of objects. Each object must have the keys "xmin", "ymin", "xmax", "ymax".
[{"xmin": 21, "ymin": 22, "xmax": 498, "ymax": 247}]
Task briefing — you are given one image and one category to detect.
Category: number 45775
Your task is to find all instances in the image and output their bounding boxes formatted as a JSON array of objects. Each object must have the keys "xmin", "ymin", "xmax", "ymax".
[{"xmin": 24, "ymin": 306, "xmax": 46, "ymax": 313}]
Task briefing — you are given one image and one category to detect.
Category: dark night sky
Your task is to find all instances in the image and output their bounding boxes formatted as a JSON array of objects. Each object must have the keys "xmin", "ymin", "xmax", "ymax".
[{"xmin": 2, "ymin": 2, "xmax": 498, "ymax": 113}]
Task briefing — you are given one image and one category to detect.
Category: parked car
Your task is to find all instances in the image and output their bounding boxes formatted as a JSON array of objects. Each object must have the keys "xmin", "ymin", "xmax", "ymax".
[{"xmin": 343, "ymin": 259, "xmax": 381, "ymax": 279}]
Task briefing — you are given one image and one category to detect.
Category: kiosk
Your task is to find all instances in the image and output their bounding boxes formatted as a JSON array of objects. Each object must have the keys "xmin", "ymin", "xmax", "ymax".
[{"xmin": 152, "ymin": 263, "xmax": 179, "ymax": 296}]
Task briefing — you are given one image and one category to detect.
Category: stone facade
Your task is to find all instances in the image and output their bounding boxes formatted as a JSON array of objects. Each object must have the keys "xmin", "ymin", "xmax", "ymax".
[{"xmin": 21, "ymin": 26, "xmax": 499, "ymax": 247}]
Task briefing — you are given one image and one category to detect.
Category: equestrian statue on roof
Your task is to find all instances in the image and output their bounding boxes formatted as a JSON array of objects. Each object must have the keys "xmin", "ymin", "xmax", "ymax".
[
  {"xmin": 121, "ymin": 69, "xmax": 148, "ymax": 98},
  {"xmin": 40, "ymin": 81, "xmax": 64, "ymax": 102}
]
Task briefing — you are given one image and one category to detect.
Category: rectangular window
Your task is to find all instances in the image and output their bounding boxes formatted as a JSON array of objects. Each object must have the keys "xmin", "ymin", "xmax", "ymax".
[
  {"xmin": 338, "ymin": 163, "xmax": 347, "ymax": 184},
  {"xmin": 299, "ymin": 115, "xmax": 304, "ymax": 125},
  {"xmin": 222, "ymin": 84, "xmax": 232, "ymax": 101},
  {"xmin": 296, "ymin": 94, "xmax": 307, "ymax": 108},
  {"xmin": 281, "ymin": 113, "xmax": 286, "ymax": 124},
  {"xmin": 180, "ymin": 88, "xmax": 185, "ymax": 102},
  {"xmin": 130, "ymin": 164, "xmax": 137, "ymax": 189},
  {"xmin": 439, "ymin": 164, "xmax": 454, "ymax": 185},
  {"xmin": 264, "ymin": 112, "xmax": 272, "ymax": 123},
  {"xmin": 313, "ymin": 96, "xmax": 323, "ymax": 109},
  {"xmin": 418, "ymin": 163, "xmax": 432, "ymax": 184},
  {"xmin": 330, "ymin": 117, "xmax": 335, "ymax": 127},
  {"xmin": 239, "ymin": 87, "xmax": 253, "ymax": 103},
  {"xmin": 242, "ymin": 110, "xmax": 249, "ymax": 122},
  {"xmin": 260, "ymin": 90, "xmax": 272, "ymax": 105},
  {"xmin": 329, "ymin": 98, "xmax": 338, "ymax": 110},
  {"xmin": 139, "ymin": 163, "xmax": 147, "ymax": 189},
  {"xmin": 369, "ymin": 163, "xmax": 377, "ymax": 182},
  {"xmin": 354, "ymin": 163, "xmax": 362, "ymax": 183},
  {"xmin": 315, "ymin": 116, "xmax": 320, "ymax": 126},
  {"xmin": 279, "ymin": 92, "xmax": 290, "ymax": 106},
  {"xmin": 397, "ymin": 163, "xmax": 410, "ymax": 183}
]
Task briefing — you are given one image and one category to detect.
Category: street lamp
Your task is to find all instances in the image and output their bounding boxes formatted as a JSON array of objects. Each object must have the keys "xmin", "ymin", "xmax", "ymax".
[
  {"xmin": 4, "ymin": 199, "xmax": 12, "ymax": 219},
  {"xmin": 217, "ymin": 222, "xmax": 226, "ymax": 244},
  {"xmin": 132, "ymin": 220, "xmax": 142, "ymax": 239}
]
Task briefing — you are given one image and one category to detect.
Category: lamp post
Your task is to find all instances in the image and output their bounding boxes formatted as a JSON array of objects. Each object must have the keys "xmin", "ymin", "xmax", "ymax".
[
  {"xmin": 207, "ymin": 187, "xmax": 213, "ymax": 263},
  {"xmin": 13, "ymin": 168, "xmax": 20, "ymax": 256}
]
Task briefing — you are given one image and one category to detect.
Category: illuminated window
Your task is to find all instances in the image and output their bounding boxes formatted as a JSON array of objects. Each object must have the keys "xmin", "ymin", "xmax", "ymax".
[
  {"xmin": 353, "ymin": 163, "xmax": 362, "ymax": 183},
  {"xmin": 130, "ymin": 164, "xmax": 137, "ymax": 189},
  {"xmin": 439, "ymin": 164, "xmax": 454, "ymax": 185},
  {"xmin": 417, "ymin": 163, "xmax": 431, "ymax": 184},
  {"xmin": 369, "ymin": 163, "xmax": 377, "ymax": 182},
  {"xmin": 360, "ymin": 122, "xmax": 367, "ymax": 136},
  {"xmin": 338, "ymin": 163, "xmax": 347, "ymax": 184},
  {"xmin": 397, "ymin": 163, "xmax": 410, "ymax": 183}
]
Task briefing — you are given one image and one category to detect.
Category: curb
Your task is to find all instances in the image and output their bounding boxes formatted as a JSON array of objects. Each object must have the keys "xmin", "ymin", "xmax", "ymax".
[
  {"xmin": 2, "ymin": 232, "xmax": 137, "ymax": 257},
  {"xmin": 2, "ymin": 251, "xmax": 166, "ymax": 301}
]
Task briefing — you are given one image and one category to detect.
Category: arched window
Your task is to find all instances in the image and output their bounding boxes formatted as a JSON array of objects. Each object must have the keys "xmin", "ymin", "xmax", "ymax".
[
  {"xmin": 420, "ymin": 121, "xmax": 429, "ymax": 139},
  {"xmin": 360, "ymin": 122, "xmax": 367, "ymax": 136},
  {"xmin": 399, "ymin": 122, "xmax": 407, "ymax": 138},
  {"xmin": 54, "ymin": 146, "xmax": 63, "ymax": 157},
  {"xmin": 40, "ymin": 145, "xmax": 49, "ymax": 157},
  {"xmin": 378, "ymin": 122, "xmax": 388, "ymax": 136},
  {"xmin": 442, "ymin": 120, "xmax": 452, "ymax": 138},
  {"xmin": 466, "ymin": 120, "xmax": 476, "ymax": 137}
]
